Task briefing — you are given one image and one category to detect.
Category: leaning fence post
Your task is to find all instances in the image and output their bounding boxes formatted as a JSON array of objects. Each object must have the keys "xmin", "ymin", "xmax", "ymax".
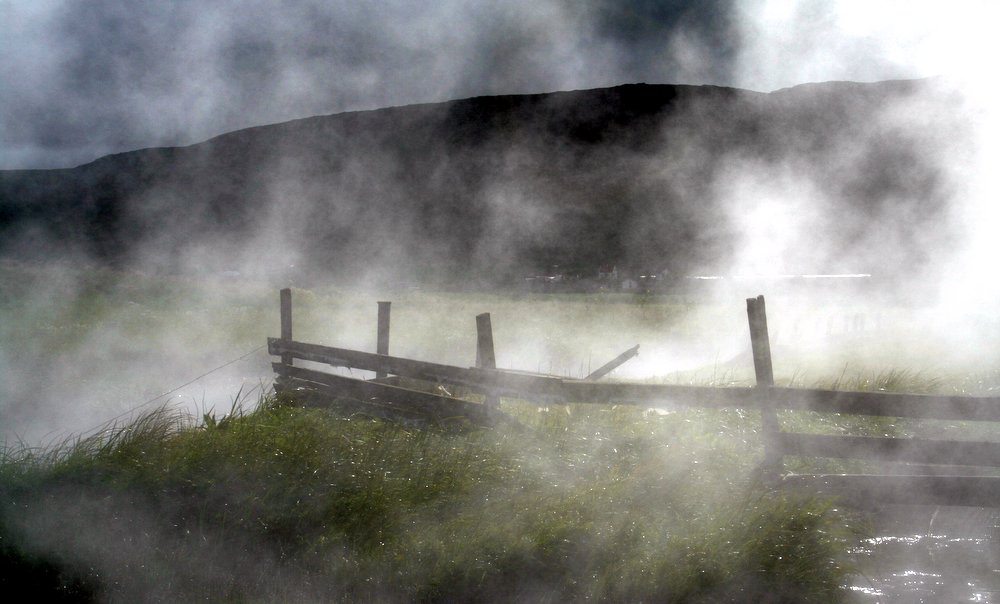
[
  {"xmin": 476, "ymin": 313, "xmax": 499, "ymax": 411},
  {"xmin": 376, "ymin": 301, "xmax": 391, "ymax": 379},
  {"xmin": 280, "ymin": 288, "xmax": 293, "ymax": 367},
  {"xmin": 747, "ymin": 295, "xmax": 781, "ymax": 480}
]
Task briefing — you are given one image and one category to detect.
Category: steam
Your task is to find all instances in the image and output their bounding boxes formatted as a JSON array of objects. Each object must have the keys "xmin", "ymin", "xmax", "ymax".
[
  {"xmin": 2, "ymin": 0, "xmax": 999, "ymax": 434},
  {"xmin": 721, "ymin": 2, "xmax": 1000, "ymax": 378},
  {"xmin": 6, "ymin": 2, "xmax": 1000, "ymax": 600}
]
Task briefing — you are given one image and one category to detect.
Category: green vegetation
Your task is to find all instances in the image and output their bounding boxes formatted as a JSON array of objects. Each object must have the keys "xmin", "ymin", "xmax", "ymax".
[
  {"xmin": 0, "ymin": 394, "xmax": 865, "ymax": 602},
  {"xmin": 7, "ymin": 262, "xmax": 1000, "ymax": 600}
]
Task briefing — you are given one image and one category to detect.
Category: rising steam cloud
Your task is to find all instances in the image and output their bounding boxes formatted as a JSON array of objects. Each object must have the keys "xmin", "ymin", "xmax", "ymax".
[
  {"xmin": 2, "ymin": 0, "xmax": 1000, "ymax": 434},
  {"xmin": 2, "ymin": 0, "xmax": 736, "ymax": 170},
  {"xmin": 4, "ymin": 4, "xmax": 1000, "ymax": 600}
]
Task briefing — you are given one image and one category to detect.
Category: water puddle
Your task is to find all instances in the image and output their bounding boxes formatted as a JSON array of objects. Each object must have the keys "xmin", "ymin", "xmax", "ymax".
[{"xmin": 848, "ymin": 507, "xmax": 1000, "ymax": 602}]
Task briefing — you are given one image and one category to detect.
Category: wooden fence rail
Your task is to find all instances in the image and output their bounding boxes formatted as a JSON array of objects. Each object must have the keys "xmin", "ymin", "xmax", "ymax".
[
  {"xmin": 269, "ymin": 288, "xmax": 1000, "ymax": 507},
  {"xmin": 268, "ymin": 337, "xmax": 1000, "ymax": 420}
]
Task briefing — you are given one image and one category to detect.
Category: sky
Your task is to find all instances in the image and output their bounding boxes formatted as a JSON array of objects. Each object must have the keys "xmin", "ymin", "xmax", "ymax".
[{"xmin": 2, "ymin": 0, "xmax": 991, "ymax": 170}]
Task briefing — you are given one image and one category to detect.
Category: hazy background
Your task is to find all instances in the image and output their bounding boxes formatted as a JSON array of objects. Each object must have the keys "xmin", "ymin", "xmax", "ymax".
[
  {"xmin": 2, "ymin": 0, "xmax": 976, "ymax": 171},
  {"xmin": 3, "ymin": 0, "xmax": 1000, "ymax": 443}
]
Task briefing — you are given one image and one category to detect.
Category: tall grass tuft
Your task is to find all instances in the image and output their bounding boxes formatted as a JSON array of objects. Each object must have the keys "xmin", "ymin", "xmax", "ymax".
[
  {"xmin": 822, "ymin": 368, "xmax": 944, "ymax": 394},
  {"xmin": 1, "ymin": 392, "xmax": 865, "ymax": 601}
]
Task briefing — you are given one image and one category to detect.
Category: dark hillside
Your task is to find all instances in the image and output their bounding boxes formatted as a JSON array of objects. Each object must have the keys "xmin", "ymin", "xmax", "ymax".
[{"xmin": 0, "ymin": 80, "xmax": 960, "ymax": 287}]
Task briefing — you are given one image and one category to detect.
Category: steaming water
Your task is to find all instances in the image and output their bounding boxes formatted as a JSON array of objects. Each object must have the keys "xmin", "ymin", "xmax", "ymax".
[
  {"xmin": 0, "ymin": 347, "xmax": 275, "ymax": 444},
  {"xmin": 849, "ymin": 507, "xmax": 1000, "ymax": 603}
]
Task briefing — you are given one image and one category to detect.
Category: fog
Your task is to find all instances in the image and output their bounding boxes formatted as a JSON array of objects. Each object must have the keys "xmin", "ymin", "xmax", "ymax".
[
  {"xmin": 1, "ymin": 0, "xmax": 731, "ymax": 169},
  {"xmin": 1, "ymin": 0, "xmax": 998, "ymax": 433},
  {"xmin": 3, "ymin": 1, "xmax": 1000, "ymax": 598}
]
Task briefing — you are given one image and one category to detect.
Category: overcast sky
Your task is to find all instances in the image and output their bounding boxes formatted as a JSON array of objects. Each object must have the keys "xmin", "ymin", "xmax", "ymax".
[{"xmin": 1, "ymin": 0, "xmax": 994, "ymax": 169}]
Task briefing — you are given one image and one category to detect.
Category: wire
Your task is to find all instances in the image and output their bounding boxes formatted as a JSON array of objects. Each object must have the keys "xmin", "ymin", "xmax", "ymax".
[{"xmin": 88, "ymin": 344, "xmax": 268, "ymax": 431}]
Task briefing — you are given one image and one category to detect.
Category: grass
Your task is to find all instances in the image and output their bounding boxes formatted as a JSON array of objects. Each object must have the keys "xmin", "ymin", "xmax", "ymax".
[
  {"xmin": 0, "ymin": 392, "xmax": 866, "ymax": 602},
  {"xmin": 6, "ymin": 263, "xmax": 1000, "ymax": 599}
]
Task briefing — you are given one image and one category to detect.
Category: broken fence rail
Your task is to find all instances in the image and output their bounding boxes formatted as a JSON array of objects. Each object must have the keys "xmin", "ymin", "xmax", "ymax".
[
  {"xmin": 270, "ymin": 288, "xmax": 1000, "ymax": 506},
  {"xmin": 268, "ymin": 337, "xmax": 1000, "ymax": 421}
]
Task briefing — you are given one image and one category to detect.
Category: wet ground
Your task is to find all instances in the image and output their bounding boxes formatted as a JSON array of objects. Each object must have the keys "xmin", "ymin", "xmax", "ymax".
[{"xmin": 849, "ymin": 506, "xmax": 1000, "ymax": 602}]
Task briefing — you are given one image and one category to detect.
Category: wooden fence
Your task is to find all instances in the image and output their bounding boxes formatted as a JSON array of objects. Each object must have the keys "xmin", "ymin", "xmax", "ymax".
[{"xmin": 269, "ymin": 289, "xmax": 1000, "ymax": 507}]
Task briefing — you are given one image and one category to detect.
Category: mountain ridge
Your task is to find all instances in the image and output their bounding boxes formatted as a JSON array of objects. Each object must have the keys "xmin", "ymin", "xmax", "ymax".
[{"xmin": 0, "ymin": 79, "xmax": 961, "ymax": 288}]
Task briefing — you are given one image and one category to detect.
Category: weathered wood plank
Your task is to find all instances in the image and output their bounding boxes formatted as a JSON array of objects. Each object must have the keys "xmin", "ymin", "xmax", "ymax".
[
  {"xmin": 272, "ymin": 363, "xmax": 491, "ymax": 423},
  {"xmin": 270, "ymin": 337, "xmax": 482, "ymax": 383},
  {"xmin": 769, "ymin": 388, "xmax": 1000, "ymax": 421},
  {"xmin": 747, "ymin": 295, "xmax": 781, "ymax": 476},
  {"xmin": 278, "ymin": 376, "xmax": 466, "ymax": 423},
  {"xmin": 268, "ymin": 338, "xmax": 566, "ymax": 398},
  {"xmin": 279, "ymin": 288, "xmax": 292, "ymax": 366},
  {"xmin": 269, "ymin": 338, "xmax": 1000, "ymax": 418},
  {"xmin": 585, "ymin": 345, "xmax": 640, "ymax": 380},
  {"xmin": 782, "ymin": 474, "xmax": 1000, "ymax": 507},
  {"xmin": 475, "ymin": 313, "xmax": 496, "ymax": 370},
  {"xmin": 747, "ymin": 296, "xmax": 775, "ymax": 388},
  {"xmin": 269, "ymin": 337, "xmax": 759, "ymax": 405},
  {"xmin": 376, "ymin": 301, "xmax": 390, "ymax": 379},
  {"xmin": 476, "ymin": 313, "xmax": 499, "ymax": 411},
  {"xmin": 779, "ymin": 433, "xmax": 1000, "ymax": 467},
  {"xmin": 556, "ymin": 380, "xmax": 758, "ymax": 407}
]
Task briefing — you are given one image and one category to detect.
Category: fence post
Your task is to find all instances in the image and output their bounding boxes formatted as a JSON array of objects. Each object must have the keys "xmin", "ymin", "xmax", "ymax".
[
  {"xmin": 376, "ymin": 301, "xmax": 391, "ymax": 379},
  {"xmin": 476, "ymin": 313, "xmax": 499, "ymax": 411},
  {"xmin": 280, "ymin": 288, "xmax": 293, "ymax": 367},
  {"xmin": 747, "ymin": 295, "xmax": 781, "ymax": 480},
  {"xmin": 476, "ymin": 313, "xmax": 496, "ymax": 370}
]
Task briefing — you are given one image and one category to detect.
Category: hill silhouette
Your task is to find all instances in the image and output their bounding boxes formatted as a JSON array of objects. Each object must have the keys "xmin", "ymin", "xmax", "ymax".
[{"xmin": 0, "ymin": 79, "xmax": 961, "ymax": 288}]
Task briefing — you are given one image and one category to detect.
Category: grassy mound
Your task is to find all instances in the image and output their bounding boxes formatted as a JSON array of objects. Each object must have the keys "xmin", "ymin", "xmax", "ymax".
[{"xmin": 0, "ymin": 393, "xmax": 863, "ymax": 602}]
